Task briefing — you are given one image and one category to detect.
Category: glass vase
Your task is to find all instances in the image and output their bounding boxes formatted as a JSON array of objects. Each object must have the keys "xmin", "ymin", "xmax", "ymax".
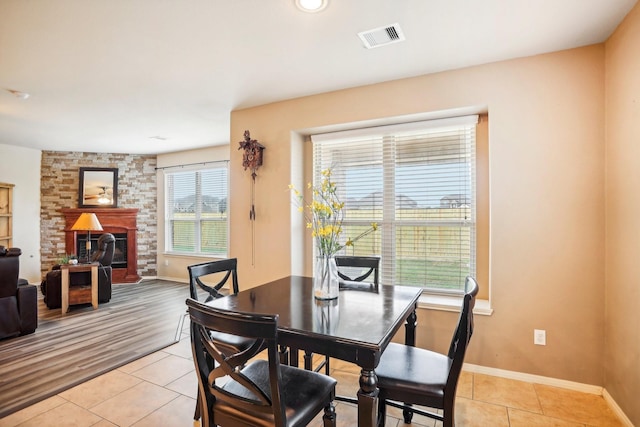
[
  {"xmin": 314, "ymin": 254, "xmax": 339, "ymax": 300},
  {"xmin": 314, "ymin": 298, "xmax": 340, "ymax": 334}
]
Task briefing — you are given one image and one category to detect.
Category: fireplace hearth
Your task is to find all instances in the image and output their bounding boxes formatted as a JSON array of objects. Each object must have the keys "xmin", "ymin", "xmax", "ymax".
[{"xmin": 62, "ymin": 208, "xmax": 140, "ymax": 283}]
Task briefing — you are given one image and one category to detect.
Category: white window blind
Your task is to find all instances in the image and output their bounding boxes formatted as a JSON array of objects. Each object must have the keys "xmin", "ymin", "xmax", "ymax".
[
  {"xmin": 165, "ymin": 163, "xmax": 228, "ymax": 256},
  {"xmin": 312, "ymin": 115, "xmax": 477, "ymax": 292}
]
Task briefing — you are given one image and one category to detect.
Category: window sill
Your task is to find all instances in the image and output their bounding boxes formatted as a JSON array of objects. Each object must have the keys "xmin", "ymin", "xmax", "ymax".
[
  {"xmin": 163, "ymin": 252, "xmax": 227, "ymax": 259},
  {"xmin": 418, "ymin": 293, "xmax": 493, "ymax": 316}
]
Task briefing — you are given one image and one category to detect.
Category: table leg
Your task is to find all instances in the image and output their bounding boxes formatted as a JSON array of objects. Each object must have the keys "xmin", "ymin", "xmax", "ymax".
[
  {"xmin": 287, "ymin": 347, "xmax": 300, "ymax": 368},
  {"xmin": 303, "ymin": 350, "xmax": 314, "ymax": 371},
  {"xmin": 398, "ymin": 309, "xmax": 418, "ymax": 423},
  {"xmin": 405, "ymin": 310, "xmax": 417, "ymax": 346},
  {"xmin": 279, "ymin": 345, "xmax": 290, "ymax": 366},
  {"xmin": 357, "ymin": 368, "xmax": 378, "ymax": 427},
  {"xmin": 91, "ymin": 265, "xmax": 98, "ymax": 309},
  {"xmin": 61, "ymin": 268, "xmax": 69, "ymax": 315}
]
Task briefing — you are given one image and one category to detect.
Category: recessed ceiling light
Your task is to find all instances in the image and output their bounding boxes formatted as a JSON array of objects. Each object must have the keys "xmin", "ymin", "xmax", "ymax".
[{"xmin": 295, "ymin": 0, "xmax": 328, "ymax": 13}]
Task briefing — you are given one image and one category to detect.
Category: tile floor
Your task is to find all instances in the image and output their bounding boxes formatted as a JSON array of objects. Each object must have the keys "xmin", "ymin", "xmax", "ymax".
[{"xmin": 0, "ymin": 326, "xmax": 625, "ymax": 427}]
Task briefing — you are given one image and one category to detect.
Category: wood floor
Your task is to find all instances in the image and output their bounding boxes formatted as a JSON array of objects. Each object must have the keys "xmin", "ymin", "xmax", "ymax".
[{"xmin": 0, "ymin": 279, "xmax": 189, "ymax": 419}]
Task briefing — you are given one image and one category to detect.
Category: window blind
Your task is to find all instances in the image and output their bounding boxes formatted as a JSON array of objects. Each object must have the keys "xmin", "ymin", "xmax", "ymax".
[
  {"xmin": 165, "ymin": 163, "xmax": 228, "ymax": 256},
  {"xmin": 311, "ymin": 115, "xmax": 477, "ymax": 292}
]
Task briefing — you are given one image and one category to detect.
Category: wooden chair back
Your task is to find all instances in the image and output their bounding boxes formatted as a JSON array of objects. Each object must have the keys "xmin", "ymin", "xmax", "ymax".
[
  {"xmin": 187, "ymin": 298, "xmax": 299, "ymax": 427},
  {"xmin": 335, "ymin": 255, "xmax": 380, "ymax": 291},
  {"xmin": 188, "ymin": 258, "xmax": 239, "ymax": 302},
  {"xmin": 446, "ymin": 276, "xmax": 479, "ymax": 394}
]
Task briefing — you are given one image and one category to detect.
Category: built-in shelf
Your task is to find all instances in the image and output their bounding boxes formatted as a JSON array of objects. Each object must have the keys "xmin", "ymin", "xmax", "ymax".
[{"xmin": 0, "ymin": 183, "xmax": 14, "ymax": 249}]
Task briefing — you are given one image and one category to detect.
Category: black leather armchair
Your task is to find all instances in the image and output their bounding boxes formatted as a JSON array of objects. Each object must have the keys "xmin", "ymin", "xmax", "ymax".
[
  {"xmin": 0, "ymin": 247, "xmax": 37, "ymax": 340},
  {"xmin": 41, "ymin": 233, "xmax": 115, "ymax": 309}
]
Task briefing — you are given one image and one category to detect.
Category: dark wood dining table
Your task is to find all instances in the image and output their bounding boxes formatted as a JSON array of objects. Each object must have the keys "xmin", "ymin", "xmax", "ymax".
[{"xmin": 204, "ymin": 275, "xmax": 422, "ymax": 427}]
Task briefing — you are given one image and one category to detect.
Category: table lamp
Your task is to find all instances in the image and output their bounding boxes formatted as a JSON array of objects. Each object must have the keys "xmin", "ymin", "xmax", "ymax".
[{"xmin": 71, "ymin": 213, "xmax": 103, "ymax": 263}]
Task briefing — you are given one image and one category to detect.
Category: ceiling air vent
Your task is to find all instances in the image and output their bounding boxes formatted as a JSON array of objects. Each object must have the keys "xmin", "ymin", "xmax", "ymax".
[{"xmin": 358, "ymin": 23, "xmax": 405, "ymax": 49}]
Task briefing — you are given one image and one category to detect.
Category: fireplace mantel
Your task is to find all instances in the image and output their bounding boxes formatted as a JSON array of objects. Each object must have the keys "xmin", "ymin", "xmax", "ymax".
[{"xmin": 62, "ymin": 208, "xmax": 140, "ymax": 283}]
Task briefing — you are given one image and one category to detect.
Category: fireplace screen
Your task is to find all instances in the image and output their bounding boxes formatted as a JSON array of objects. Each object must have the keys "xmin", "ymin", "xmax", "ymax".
[{"xmin": 76, "ymin": 233, "xmax": 127, "ymax": 269}]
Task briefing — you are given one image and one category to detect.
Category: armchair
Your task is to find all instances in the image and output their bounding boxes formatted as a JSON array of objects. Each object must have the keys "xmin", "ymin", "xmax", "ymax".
[
  {"xmin": 41, "ymin": 233, "xmax": 115, "ymax": 309},
  {"xmin": 0, "ymin": 247, "xmax": 37, "ymax": 340}
]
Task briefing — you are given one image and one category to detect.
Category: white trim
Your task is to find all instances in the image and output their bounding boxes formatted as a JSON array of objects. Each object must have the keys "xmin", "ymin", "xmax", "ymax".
[
  {"xmin": 464, "ymin": 363, "xmax": 602, "ymax": 394},
  {"xmin": 163, "ymin": 250, "xmax": 228, "ymax": 258},
  {"xmin": 464, "ymin": 364, "xmax": 634, "ymax": 426},
  {"xmin": 419, "ymin": 295, "xmax": 493, "ymax": 316},
  {"xmin": 112, "ymin": 278, "xmax": 145, "ymax": 285},
  {"xmin": 311, "ymin": 115, "xmax": 479, "ymax": 144},
  {"xmin": 602, "ymin": 389, "xmax": 635, "ymax": 427},
  {"xmin": 156, "ymin": 275, "xmax": 189, "ymax": 284}
]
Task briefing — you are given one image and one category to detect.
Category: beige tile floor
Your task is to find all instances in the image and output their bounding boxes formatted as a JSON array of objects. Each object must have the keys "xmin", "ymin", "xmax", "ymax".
[{"xmin": 0, "ymin": 327, "xmax": 625, "ymax": 427}]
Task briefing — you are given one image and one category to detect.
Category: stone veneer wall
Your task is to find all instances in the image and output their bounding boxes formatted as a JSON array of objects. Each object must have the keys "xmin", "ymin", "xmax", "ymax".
[{"xmin": 40, "ymin": 151, "xmax": 157, "ymax": 280}]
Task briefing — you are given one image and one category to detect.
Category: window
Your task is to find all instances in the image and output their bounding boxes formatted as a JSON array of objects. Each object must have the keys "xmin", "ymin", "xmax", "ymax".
[
  {"xmin": 312, "ymin": 115, "xmax": 478, "ymax": 293},
  {"xmin": 165, "ymin": 163, "xmax": 228, "ymax": 256}
]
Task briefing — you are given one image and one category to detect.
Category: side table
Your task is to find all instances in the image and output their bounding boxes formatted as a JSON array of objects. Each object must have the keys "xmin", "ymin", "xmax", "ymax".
[{"xmin": 60, "ymin": 262, "xmax": 99, "ymax": 315}]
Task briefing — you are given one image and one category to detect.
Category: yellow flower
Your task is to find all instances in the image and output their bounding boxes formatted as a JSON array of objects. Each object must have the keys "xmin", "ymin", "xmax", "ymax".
[{"xmin": 289, "ymin": 167, "xmax": 378, "ymax": 256}]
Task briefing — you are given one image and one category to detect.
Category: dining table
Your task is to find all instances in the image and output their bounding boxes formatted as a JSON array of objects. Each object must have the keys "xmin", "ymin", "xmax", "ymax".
[{"xmin": 204, "ymin": 275, "xmax": 422, "ymax": 427}]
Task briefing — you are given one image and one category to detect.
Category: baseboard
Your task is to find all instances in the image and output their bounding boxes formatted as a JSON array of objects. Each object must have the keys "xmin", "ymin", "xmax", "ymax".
[
  {"xmin": 463, "ymin": 363, "xmax": 602, "ymax": 394},
  {"xmin": 154, "ymin": 275, "xmax": 189, "ymax": 284},
  {"xmin": 464, "ymin": 363, "xmax": 633, "ymax": 426},
  {"xmin": 602, "ymin": 388, "xmax": 634, "ymax": 427}
]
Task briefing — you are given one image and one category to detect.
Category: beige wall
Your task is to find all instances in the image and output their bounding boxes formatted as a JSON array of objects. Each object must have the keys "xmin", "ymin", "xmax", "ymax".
[
  {"xmin": 0, "ymin": 143, "xmax": 41, "ymax": 283},
  {"xmin": 605, "ymin": 2, "xmax": 640, "ymax": 425},
  {"xmin": 156, "ymin": 145, "xmax": 230, "ymax": 283},
  {"xmin": 230, "ymin": 45, "xmax": 606, "ymax": 385}
]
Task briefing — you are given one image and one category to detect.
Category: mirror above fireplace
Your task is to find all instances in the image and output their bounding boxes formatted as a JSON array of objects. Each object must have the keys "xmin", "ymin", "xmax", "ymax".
[{"xmin": 79, "ymin": 167, "xmax": 118, "ymax": 208}]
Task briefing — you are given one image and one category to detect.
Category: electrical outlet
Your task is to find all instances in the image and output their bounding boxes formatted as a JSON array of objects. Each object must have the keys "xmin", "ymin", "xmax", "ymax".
[
  {"xmin": 164, "ymin": 259, "xmax": 169, "ymax": 266},
  {"xmin": 534, "ymin": 329, "xmax": 546, "ymax": 346}
]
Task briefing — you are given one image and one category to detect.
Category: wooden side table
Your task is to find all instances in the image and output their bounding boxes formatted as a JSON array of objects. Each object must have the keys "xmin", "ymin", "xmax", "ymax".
[{"xmin": 60, "ymin": 262, "xmax": 98, "ymax": 315}]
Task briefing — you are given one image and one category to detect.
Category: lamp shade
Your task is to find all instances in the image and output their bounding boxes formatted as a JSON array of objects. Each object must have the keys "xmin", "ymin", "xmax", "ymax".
[{"xmin": 71, "ymin": 213, "xmax": 104, "ymax": 231}]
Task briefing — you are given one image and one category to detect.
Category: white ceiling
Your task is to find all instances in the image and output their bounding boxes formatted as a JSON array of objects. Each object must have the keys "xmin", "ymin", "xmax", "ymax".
[{"xmin": 0, "ymin": 0, "xmax": 636, "ymax": 154}]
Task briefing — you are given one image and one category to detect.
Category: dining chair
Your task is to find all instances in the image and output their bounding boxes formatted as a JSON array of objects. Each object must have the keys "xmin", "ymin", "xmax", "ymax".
[
  {"xmin": 374, "ymin": 276, "xmax": 479, "ymax": 426},
  {"xmin": 335, "ymin": 255, "xmax": 380, "ymax": 292},
  {"xmin": 188, "ymin": 257, "xmax": 239, "ymax": 302},
  {"xmin": 187, "ymin": 258, "xmax": 257, "ymax": 421},
  {"xmin": 187, "ymin": 297, "xmax": 338, "ymax": 427}
]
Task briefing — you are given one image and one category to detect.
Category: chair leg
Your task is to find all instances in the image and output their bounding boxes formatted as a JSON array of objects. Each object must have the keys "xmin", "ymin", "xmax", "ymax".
[
  {"xmin": 176, "ymin": 311, "xmax": 188, "ymax": 342},
  {"xmin": 402, "ymin": 404, "xmax": 414, "ymax": 424},
  {"xmin": 322, "ymin": 402, "xmax": 336, "ymax": 427},
  {"xmin": 443, "ymin": 398, "xmax": 454, "ymax": 427},
  {"xmin": 325, "ymin": 355, "xmax": 330, "ymax": 375},
  {"xmin": 377, "ymin": 397, "xmax": 388, "ymax": 427},
  {"xmin": 193, "ymin": 390, "xmax": 201, "ymax": 420}
]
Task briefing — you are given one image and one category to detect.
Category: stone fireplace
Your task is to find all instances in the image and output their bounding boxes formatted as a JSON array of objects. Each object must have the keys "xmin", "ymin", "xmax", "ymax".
[{"xmin": 62, "ymin": 208, "xmax": 141, "ymax": 283}]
